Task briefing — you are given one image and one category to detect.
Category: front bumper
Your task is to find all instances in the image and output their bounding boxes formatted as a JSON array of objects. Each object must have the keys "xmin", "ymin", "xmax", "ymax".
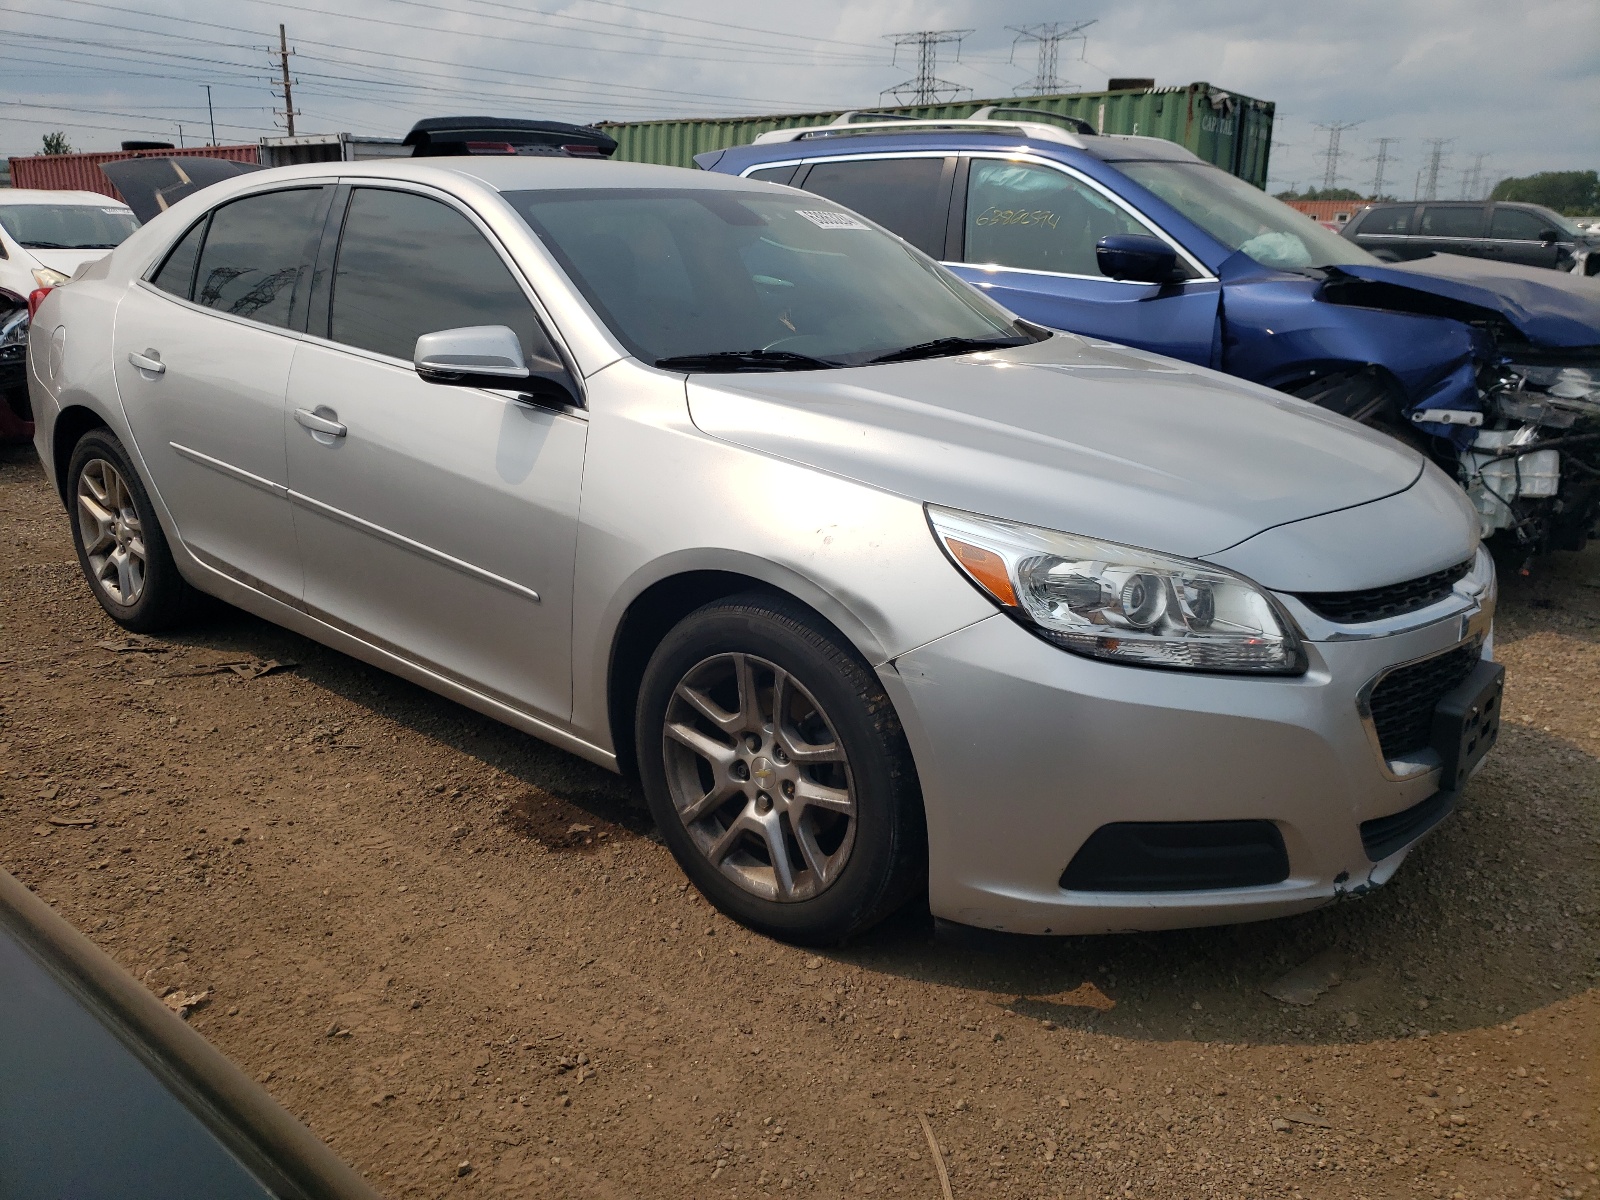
[{"xmin": 881, "ymin": 574, "xmax": 1495, "ymax": 935}]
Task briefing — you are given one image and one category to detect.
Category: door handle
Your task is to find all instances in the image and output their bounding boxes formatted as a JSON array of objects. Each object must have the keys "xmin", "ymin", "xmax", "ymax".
[
  {"xmin": 294, "ymin": 407, "xmax": 347, "ymax": 438},
  {"xmin": 127, "ymin": 349, "xmax": 165, "ymax": 374}
]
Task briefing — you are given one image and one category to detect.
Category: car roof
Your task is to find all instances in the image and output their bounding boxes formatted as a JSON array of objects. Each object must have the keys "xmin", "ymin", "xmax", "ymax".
[
  {"xmin": 241, "ymin": 156, "xmax": 756, "ymax": 194},
  {"xmin": 0, "ymin": 189, "xmax": 132, "ymax": 208}
]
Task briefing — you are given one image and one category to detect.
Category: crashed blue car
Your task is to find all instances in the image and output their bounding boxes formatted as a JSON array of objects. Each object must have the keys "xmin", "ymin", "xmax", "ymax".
[{"xmin": 699, "ymin": 111, "xmax": 1600, "ymax": 564}]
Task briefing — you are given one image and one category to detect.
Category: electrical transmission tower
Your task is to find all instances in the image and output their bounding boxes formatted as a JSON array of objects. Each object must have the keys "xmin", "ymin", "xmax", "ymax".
[
  {"xmin": 1365, "ymin": 137, "xmax": 1401, "ymax": 199},
  {"xmin": 1007, "ymin": 21, "xmax": 1095, "ymax": 95},
  {"xmin": 1458, "ymin": 152, "xmax": 1489, "ymax": 200},
  {"xmin": 1419, "ymin": 138, "xmax": 1452, "ymax": 200},
  {"xmin": 1313, "ymin": 121, "xmax": 1359, "ymax": 190},
  {"xmin": 882, "ymin": 29, "xmax": 973, "ymax": 105}
]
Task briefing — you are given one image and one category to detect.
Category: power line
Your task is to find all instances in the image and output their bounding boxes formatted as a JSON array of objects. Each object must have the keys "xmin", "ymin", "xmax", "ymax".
[
  {"xmin": 1006, "ymin": 22, "xmax": 1095, "ymax": 95},
  {"xmin": 882, "ymin": 29, "xmax": 973, "ymax": 105},
  {"xmin": 1365, "ymin": 137, "xmax": 1401, "ymax": 199},
  {"xmin": 1313, "ymin": 121, "xmax": 1359, "ymax": 190}
]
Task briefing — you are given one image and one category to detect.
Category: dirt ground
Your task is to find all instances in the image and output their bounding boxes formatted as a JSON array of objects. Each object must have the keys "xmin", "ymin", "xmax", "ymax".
[{"xmin": 1, "ymin": 439, "xmax": 1596, "ymax": 1200}]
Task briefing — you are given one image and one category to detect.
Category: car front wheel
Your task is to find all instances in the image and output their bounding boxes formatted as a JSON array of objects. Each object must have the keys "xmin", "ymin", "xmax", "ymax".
[{"xmin": 635, "ymin": 593, "xmax": 925, "ymax": 945}]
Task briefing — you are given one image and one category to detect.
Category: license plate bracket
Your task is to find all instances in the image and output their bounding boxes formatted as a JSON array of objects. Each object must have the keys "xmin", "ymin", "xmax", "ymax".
[{"xmin": 1431, "ymin": 659, "xmax": 1504, "ymax": 792}]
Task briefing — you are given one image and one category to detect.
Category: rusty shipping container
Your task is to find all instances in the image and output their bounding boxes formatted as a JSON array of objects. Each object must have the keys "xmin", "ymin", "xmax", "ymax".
[
  {"xmin": 600, "ymin": 81, "xmax": 1274, "ymax": 188},
  {"xmin": 6, "ymin": 145, "xmax": 259, "ymax": 201}
]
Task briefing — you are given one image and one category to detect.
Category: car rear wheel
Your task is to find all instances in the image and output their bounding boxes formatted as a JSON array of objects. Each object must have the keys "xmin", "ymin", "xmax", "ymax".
[
  {"xmin": 635, "ymin": 593, "xmax": 924, "ymax": 945},
  {"xmin": 67, "ymin": 429, "xmax": 202, "ymax": 632}
]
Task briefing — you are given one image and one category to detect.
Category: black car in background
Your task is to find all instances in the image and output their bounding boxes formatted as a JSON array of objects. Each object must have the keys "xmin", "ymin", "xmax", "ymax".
[{"xmin": 1342, "ymin": 200, "xmax": 1600, "ymax": 274}]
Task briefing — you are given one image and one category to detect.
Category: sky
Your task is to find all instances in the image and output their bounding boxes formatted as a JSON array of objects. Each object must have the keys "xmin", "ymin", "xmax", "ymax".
[{"xmin": 5, "ymin": 0, "xmax": 1598, "ymax": 196}]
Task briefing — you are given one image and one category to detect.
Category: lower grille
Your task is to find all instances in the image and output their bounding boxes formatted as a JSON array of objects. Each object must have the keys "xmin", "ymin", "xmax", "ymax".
[
  {"xmin": 1060, "ymin": 821, "xmax": 1289, "ymax": 892},
  {"xmin": 1368, "ymin": 642, "xmax": 1481, "ymax": 761},
  {"xmin": 1360, "ymin": 789, "xmax": 1456, "ymax": 861},
  {"xmin": 1297, "ymin": 557, "xmax": 1474, "ymax": 624}
]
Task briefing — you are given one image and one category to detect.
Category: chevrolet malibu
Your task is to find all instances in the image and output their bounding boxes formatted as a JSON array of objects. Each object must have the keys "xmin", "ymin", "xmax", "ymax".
[{"xmin": 28, "ymin": 159, "xmax": 1502, "ymax": 943}]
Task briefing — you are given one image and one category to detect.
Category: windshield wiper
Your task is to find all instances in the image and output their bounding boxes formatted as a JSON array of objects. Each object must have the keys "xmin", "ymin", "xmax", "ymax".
[
  {"xmin": 654, "ymin": 349, "xmax": 839, "ymax": 372},
  {"xmin": 21, "ymin": 241, "xmax": 73, "ymax": 249},
  {"xmin": 867, "ymin": 335, "xmax": 1033, "ymax": 365}
]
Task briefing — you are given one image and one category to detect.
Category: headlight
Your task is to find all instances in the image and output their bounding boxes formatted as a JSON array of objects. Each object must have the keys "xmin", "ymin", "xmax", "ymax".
[
  {"xmin": 928, "ymin": 505, "xmax": 1305, "ymax": 674},
  {"xmin": 0, "ymin": 308, "xmax": 26, "ymax": 351},
  {"xmin": 31, "ymin": 266, "xmax": 71, "ymax": 289}
]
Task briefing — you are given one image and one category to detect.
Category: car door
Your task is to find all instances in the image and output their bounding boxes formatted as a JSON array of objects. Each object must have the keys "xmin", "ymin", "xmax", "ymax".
[
  {"xmin": 1487, "ymin": 205, "xmax": 1562, "ymax": 268},
  {"xmin": 112, "ymin": 184, "xmax": 332, "ymax": 600},
  {"xmin": 1415, "ymin": 204, "xmax": 1489, "ymax": 260},
  {"xmin": 940, "ymin": 156, "xmax": 1220, "ymax": 366},
  {"xmin": 283, "ymin": 184, "xmax": 586, "ymax": 722}
]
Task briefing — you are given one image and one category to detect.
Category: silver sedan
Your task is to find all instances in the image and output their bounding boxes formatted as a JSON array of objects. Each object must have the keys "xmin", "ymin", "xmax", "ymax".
[{"xmin": 27, "ymin": 158, "xmax": 1501, "ymax": 943}]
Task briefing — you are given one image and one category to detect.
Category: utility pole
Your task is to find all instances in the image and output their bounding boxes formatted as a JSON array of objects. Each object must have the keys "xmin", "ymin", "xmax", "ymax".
[
  {"xmin": 882, "ymin": 30, "xmax": 973, "ymax": 105},
  {"xmin": 1313, "ymin": 121, "xmax": 1359, "ymax": 191},
  {"xmin": 273, "ymin": 23, "xmax": 298, "ymax": 136},
  {"xmin": 1006, "ymin": 21, "xmax": 1095, "ymax": 95},
  {"xmin": 203, "ymin": 84, "xmax": 217, "ymax": 146},
  {"xmin": 177, "ymin": 124, "xmax": 185, "ymax": 148},
  {"xmin": 1365, "ymin": 136, "xmax": 1401, "ymax": 199},
  {"xmin": 1420, "ymin": 138, "xmax": 1452, "ymax": 201}
]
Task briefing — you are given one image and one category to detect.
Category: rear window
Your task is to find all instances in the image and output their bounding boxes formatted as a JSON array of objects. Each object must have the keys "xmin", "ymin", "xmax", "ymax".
[
  {"xmin": 0, "ymin": 204, "xmax": 138, "ymax": 250},
  {"xmin": 1489, "ymin": 206, "xmax": 1553, "ymax": 240},
  {"xmin": 192, "ymin": 187, "xmax": 327, "ymax": 330}
]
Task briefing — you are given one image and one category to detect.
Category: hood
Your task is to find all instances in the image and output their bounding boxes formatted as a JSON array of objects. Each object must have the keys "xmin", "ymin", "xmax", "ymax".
[
  {"xmin": 1327, "ymin": 254, "xmax": 1600, "ymax": 348},
  {"xmin": 28, "ymin": 247, "xmax": 112, "ymax": 279},
  {"xmin": 686, "ymin": 334, "xmax": 1424, "ymax": 560}
]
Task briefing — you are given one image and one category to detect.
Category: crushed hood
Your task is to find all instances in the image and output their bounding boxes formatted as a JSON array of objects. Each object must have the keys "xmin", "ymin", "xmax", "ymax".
[
  {"xmin": 687, "ymin": 334, "xmax": 1424, "ymax": 560},
  {"xmin": 1327, "ymin": 254, "xmax": 1600, "ymax": 348}
]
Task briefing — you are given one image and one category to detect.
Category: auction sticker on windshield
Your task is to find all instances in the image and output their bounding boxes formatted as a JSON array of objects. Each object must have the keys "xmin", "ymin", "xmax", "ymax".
[{"xmin": 796, "ymin": 210, "xmax": 869, "ymax": 230}]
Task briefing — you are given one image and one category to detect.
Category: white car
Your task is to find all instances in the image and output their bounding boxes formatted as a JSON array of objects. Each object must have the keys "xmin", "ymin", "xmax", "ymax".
[{"xmin": 0, "ymin": 190, "xmax": 139, "ymax": 298}]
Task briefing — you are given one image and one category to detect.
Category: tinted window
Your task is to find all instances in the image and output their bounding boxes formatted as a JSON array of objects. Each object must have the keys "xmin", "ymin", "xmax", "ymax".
[
  {"xmin": 1356, "ymin": 206, "xmax": 1412, "ymax": 235},
  {"xmin": 507, "ymin": 188, "xmax": 1030, "ymax": 367},
  {"xmin": 0, "ymin": 204, "xmax": 137, "ymax": 250},
  {"xmin": 1419, "ymin": 206, "xmax": 1484, "ymax": 238},
  {"xmin": 965, "ymin": 159, "xmax": 1154, "ymax": 277},
  {"xmin": 1490, "ymin": 206, "xmax": 1554, "ymax": 240},
  {"xmin": 796, "ymin": 158, "xmax": 949, "ymax": 256},
  {"xmin": 746, "ymin": 165, "xmax": 798, "ymax": 186},
  {"xmin": 193, "ymin": 188, "xmax": 326, "ymax": 328},
  {"xmin": 330, "ymin": 188, "xmax": 557, "ymax": 368},
  {"xmin": 150, "ymin": 218, "xmax": 207, "ymax": 299}
]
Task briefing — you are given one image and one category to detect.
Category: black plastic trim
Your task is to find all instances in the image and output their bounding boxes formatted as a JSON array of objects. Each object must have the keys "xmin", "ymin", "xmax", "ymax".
[
  {"xmin": 1060, "ymin": 820, "xmax": 1290, "ymax": 892},
  {"xmin": 1359, "ymin": 789, "xmax": 1456, "ymax": 862}
]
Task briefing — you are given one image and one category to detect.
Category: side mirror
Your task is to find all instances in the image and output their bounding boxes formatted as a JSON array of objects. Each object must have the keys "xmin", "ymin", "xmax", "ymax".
[
  {"xmin": 1095, "ymin": 234, "xmax": 1181, "ymax": 284},
  {"xmin": 414, "ymin": 325, "xmax": 576, "ymax": 404},
  {"xmin": 1539, "ymin": 229, "xmax": 1561, "ymax": 244}
]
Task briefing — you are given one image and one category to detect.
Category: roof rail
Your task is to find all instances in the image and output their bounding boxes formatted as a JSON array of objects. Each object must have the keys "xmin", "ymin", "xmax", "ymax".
[
  {"xmin": 752, "ymin": 117, "xmax": 1088, "ymax": 149},
  {"xmin": 825, "ymin": 110, "xmax": 923, "ymax": 126},
  {"xmin": 969, "ymin": 105, "xmax": 1096, "ymax": 135}
]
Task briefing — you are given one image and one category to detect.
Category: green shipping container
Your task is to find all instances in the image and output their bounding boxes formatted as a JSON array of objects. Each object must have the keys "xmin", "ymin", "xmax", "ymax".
[{"xmin": 599, "ymin": 81, "xmax": 1274, "ymax": 189}]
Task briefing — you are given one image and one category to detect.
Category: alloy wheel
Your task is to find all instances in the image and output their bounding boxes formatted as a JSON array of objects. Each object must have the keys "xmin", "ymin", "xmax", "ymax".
[
  {"xmin": 662, "ymin": 652, "xmax": 856, "ymax": 902},
  {"xmin": 76, "ymin": 458, "xmax": 147, "ymax": 606}
]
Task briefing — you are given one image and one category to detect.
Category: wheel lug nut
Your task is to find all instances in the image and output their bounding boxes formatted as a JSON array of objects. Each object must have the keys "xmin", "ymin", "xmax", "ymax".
[
  {"xmin": 731, "ymin": 762, "xmax": 749, "ymax": 781},
  {"xmin": 745, "ymin": 734, "xmax": 762, "ymax": 752},
  {"xmin": 755, "ymin": 792, "xmax": 772, "ymax": 814},
  {"xmin": 781, "ymin": 780, "xmax": 795, "ymax": 798}
]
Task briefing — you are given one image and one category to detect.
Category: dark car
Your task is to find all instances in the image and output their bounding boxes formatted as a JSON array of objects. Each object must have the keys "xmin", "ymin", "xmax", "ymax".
[
  {"xmin": 1342, "ymin": 200, "xmax": 1600, "ymax": 275},
  {"xmin": 701, "ymin": 113, "xmax": 1600, "ymax": 564}
]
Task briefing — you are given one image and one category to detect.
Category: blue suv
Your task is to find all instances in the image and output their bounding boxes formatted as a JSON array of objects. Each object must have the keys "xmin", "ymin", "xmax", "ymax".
[{"xmin": 699, "ymin": 111, "xmax": 1600, "ymax": 564}]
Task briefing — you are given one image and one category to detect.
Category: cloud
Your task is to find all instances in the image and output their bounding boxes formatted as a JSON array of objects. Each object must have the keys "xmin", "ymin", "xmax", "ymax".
[{"xmin": 4, "ymin": 0, "xmax": 1595, "ymax": 194}]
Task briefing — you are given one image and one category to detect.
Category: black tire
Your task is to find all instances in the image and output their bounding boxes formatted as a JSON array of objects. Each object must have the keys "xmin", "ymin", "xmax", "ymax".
[
  {"xmin": 635, "ymin": 592, "xmax": 925, "ymax": 945},
  {"xmin": 66, "ymin": 428, "xmax": 202, "ymax": 632}
]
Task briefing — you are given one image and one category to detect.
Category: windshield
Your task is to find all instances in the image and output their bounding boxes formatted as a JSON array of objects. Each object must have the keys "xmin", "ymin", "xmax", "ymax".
[
  {"xmin": 505, "ymin": 188, "xmax": 1035, "ymax": 368},
  {"xmin": 0, "ymin": 204, "xmax": 139, "ymax": 250},
  {"xmin": 1119, "ymin": 161, "xmax": 1376, "ymax": 272}
]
